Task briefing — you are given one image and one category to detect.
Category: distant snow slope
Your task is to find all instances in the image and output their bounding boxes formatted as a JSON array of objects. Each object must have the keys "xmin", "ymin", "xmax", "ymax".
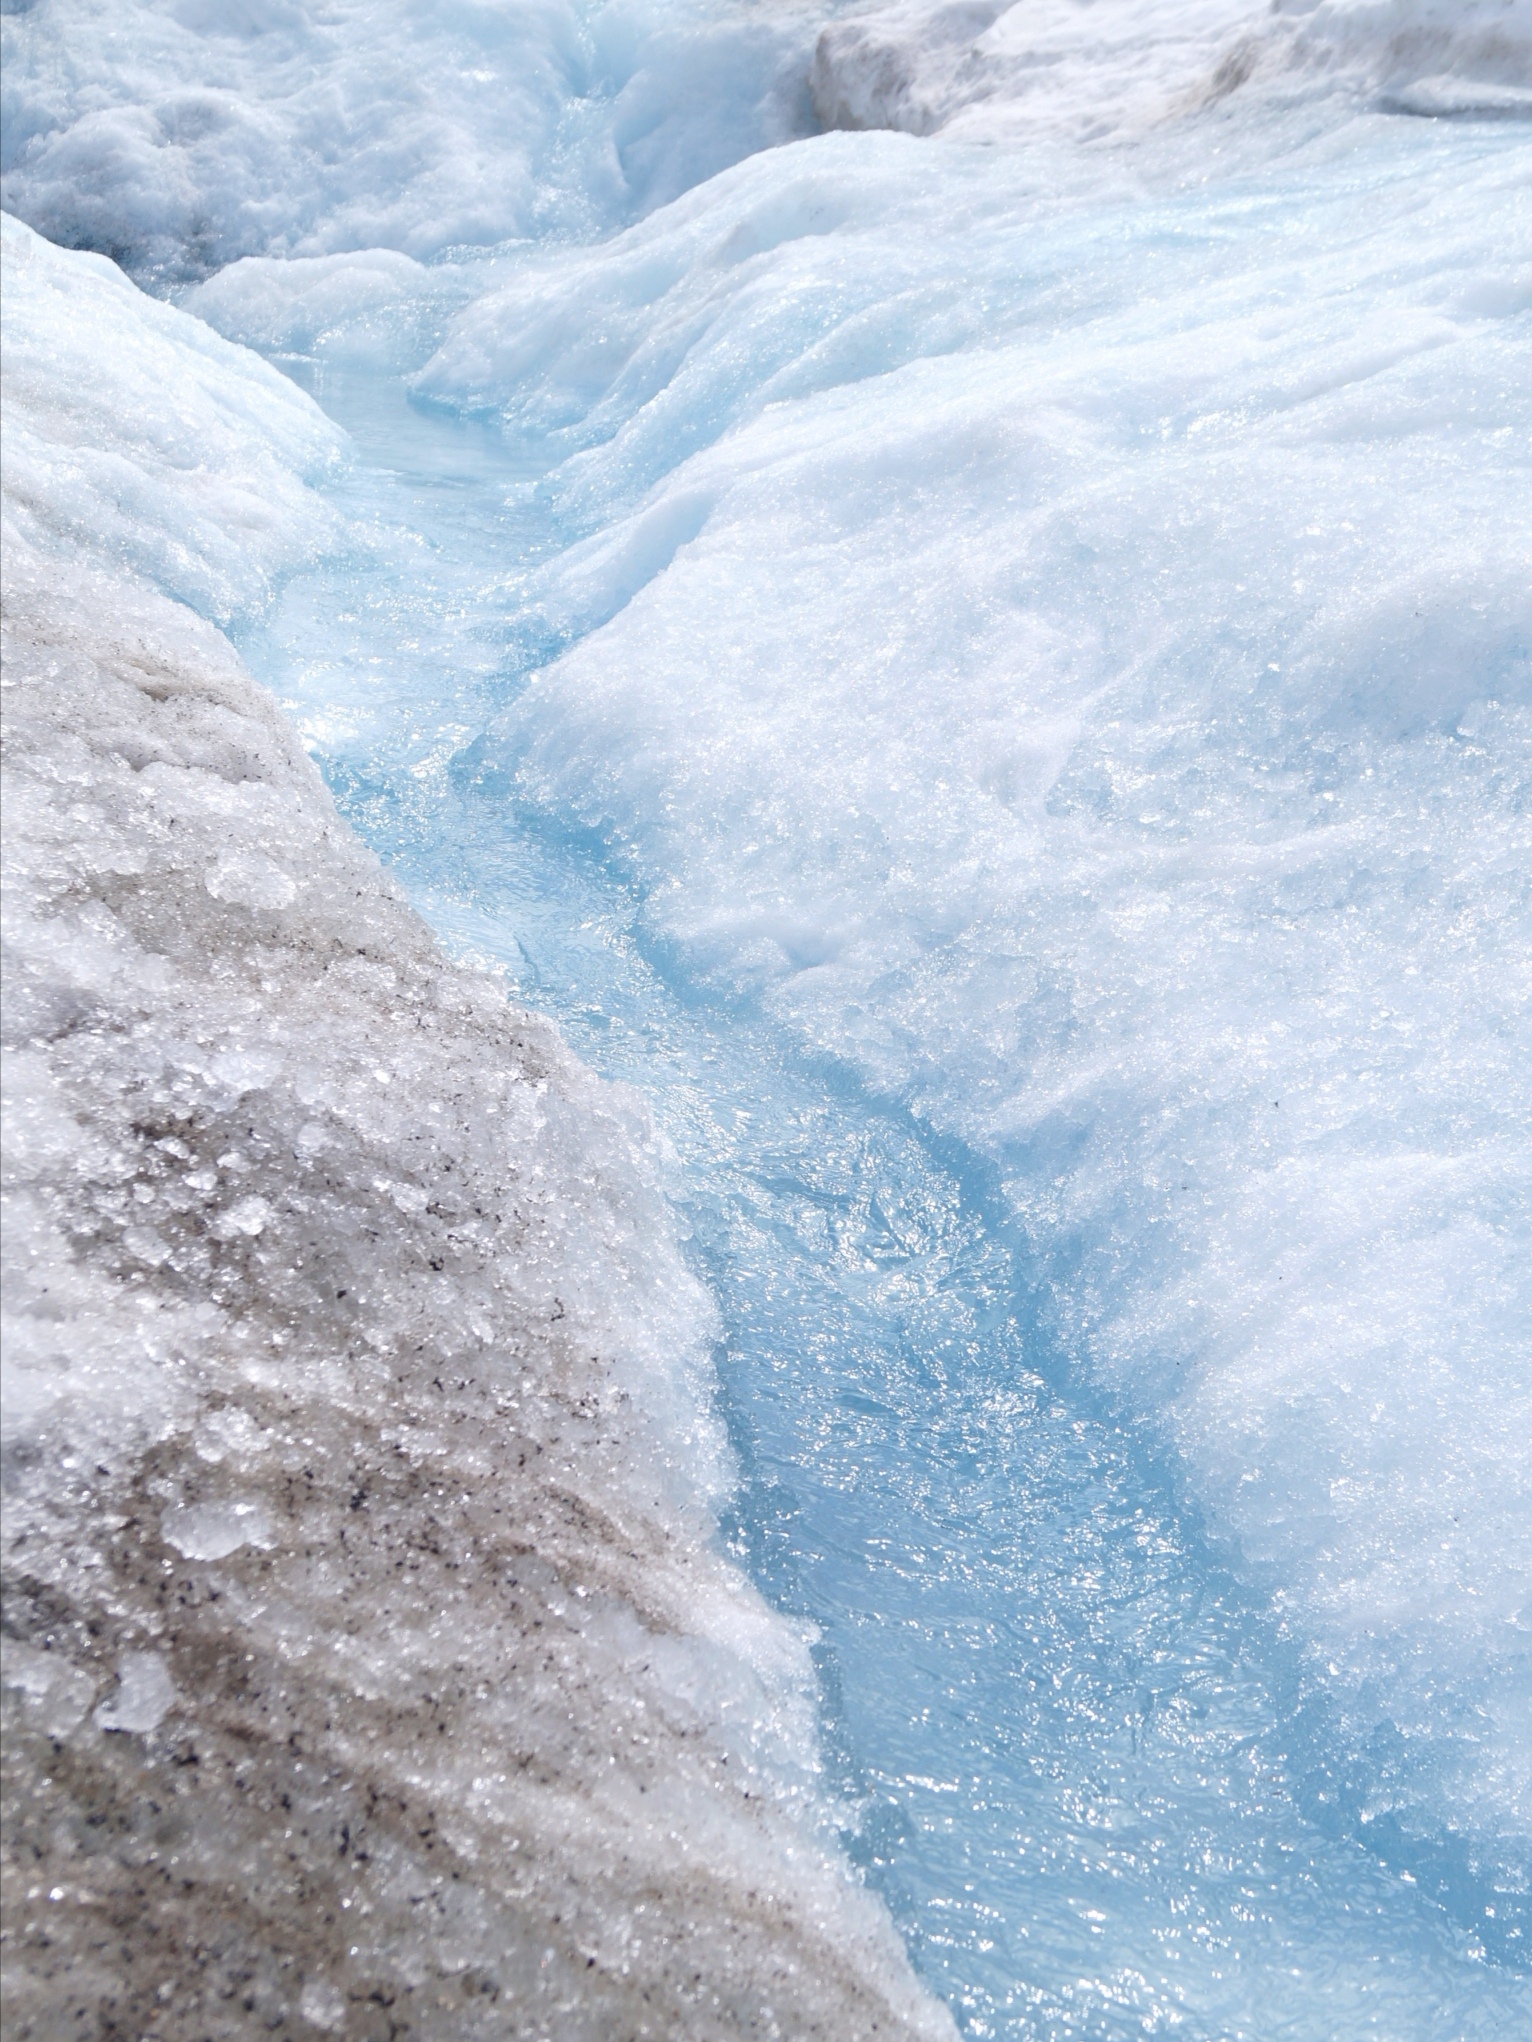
[
  {"xmin": 0, "ymin": 0, "xmax": 821, "ymax": 282},
  {"xmin": 0, "ymin": 215, "xmax": 953, "ymax": 2042},
  {"xmin": 811, "ymin": 0, "xmax": 1532, "ymax": 144},
  {"xmin": 6, "ymin": 0, "xmax": 1526, "ymax": 291}
]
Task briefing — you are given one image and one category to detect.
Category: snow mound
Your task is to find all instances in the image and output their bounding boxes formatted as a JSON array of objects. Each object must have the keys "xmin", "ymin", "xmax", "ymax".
[
  {"xmin": 1, "ymin": 213, "xmax": 344, "ymax": 620},
  {"xmin": 415, "ymin": 116, "xmax": 1532, "ymax": 1907},
  {"xmin": 0, "ymin": 0, "xmax": 820, "ymax": 284}
]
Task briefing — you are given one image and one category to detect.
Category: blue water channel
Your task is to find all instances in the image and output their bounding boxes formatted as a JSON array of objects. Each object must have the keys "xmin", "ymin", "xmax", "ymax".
[{"xmin": 233, "ymin": 305, "xmax": 1530, "ymax": 2041}]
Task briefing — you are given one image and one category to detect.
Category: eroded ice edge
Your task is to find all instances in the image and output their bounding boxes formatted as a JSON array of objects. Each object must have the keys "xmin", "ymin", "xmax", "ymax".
[
  {"xmin": 0, "ymin": 214, "xmax": 951, "ymax": 2037},
  {"xmin": 3, "ymin": 1, "xmax": 1531, "ymax": 2037}
]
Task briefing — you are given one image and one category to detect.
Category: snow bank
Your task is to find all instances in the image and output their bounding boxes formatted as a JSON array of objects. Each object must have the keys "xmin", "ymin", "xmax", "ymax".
[
  {"xmin": 0, "ymin": 223, "xmax": 952, "ymax": 2040},
  {"xmin": 0, "ymin": 0, "xmax": 820, "ymax": 284},
  {"xmin": 1, "ymin": 214, "xmax": 344, "ymax": 621},
  {"xmin": 810, "ymin": 0, "xmax": 1532, "ymax": 147},
  {"xmin": 414, "ymin": 115, "xmax": 1532, "ymax": 1901}
]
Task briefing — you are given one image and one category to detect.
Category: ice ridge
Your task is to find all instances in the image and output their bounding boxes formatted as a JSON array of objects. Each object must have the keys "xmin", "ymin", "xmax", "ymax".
[{"xmin": 809, "ymin": 0, "xmax": 1532, "ymax": 147}]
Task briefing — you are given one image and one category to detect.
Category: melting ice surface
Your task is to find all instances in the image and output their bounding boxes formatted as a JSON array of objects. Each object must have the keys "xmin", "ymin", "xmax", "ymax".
[
  {"xmin": 13, "ymin": 0, "xmax": 1526, "ymax": 2031},
  {"xmin": 201, "ymin": 106, "xmax": 1532, "ymax": 2042}
]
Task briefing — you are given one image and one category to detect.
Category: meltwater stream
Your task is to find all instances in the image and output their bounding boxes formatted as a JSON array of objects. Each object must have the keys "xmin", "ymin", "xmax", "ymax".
[
  {"xmin": 3, "ymin": 0, "xmax": 1528, "ymax": 2031},
  {"xmin": 228, "ymin": 177, "xmax": 1531, "ymax": 2033}
]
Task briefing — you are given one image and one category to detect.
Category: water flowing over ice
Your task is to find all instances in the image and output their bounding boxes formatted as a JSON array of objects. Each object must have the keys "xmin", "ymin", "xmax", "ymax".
[
  {"xmin": 400, "ymin": 70, "xmax": 1532, "ymax": 1917},
  {"xmin": 3, "ymin": 0, "xmax": 1531, "ymax": 2035}
]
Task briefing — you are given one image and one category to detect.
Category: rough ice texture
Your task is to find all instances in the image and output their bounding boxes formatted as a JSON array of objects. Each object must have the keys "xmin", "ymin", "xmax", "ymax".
[
  {"xmin": 0, "ymin": 224, "xmax": 953, "ymax": 2041},
  {"xmin": 414, "ymin": 117, "xmax": 1532, "ymax": 1890},
  {"xmin": 0, "ymin": 0, "xmax": 820, "ymax": 285},
  {"xmin": 0, "ymin": 214, "xmax": 345, "ymax": 623},
  {"xmin": 810, "ymin": 0, "xmax": 1532, "ymax": 145}
]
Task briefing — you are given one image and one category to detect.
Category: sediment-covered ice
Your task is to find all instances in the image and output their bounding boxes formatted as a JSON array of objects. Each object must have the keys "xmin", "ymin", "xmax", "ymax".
[
  {"xmin": 0, "ymin": 221, "xmax": 953, "ymax": 2039},
  {"xmin": 408, "ymin": 109, "xmax": 1532, "ymax": 1899},
  {"xmin": 0, "ymin": 0, "xmax": 821, "ymax": 284}
]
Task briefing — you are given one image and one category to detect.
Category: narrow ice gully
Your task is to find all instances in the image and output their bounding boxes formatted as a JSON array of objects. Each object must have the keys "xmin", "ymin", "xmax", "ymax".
[
  {"xmin": 4, "ymin": 1, "xmax": 1532, "ymax": 2036},
  {"xmin": 220, "ymin": 117, "xmax": 1532, "ymax": 2042}
]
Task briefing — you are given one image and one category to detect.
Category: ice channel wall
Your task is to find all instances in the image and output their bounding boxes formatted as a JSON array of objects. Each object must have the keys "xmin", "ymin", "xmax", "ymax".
[{"xmin": 0, "ymin": 214, "xmax": 951, "ymax": 2042}]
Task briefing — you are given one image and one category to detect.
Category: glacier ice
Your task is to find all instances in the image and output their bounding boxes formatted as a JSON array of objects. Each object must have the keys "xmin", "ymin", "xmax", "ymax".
[
  {"xmin": 412, "ymin": 91, "xmax": 1532, "ymax": 1915},
  {"xmin": 0, "ymin": 214, "xmax": 952, "ymax": 2038},
  {"xmin": 1, "ymin": 214, "xmax": 344, "ymax": 621},
  {"xmin": 2, "ymin": 0, "xmax": 1531, "ymax": 2031},
  {"xmin": 94, "ymin": 1653, "xmax": 177, "ymax": 1737},
  {"xmin": 0, "ymin": 0, "xmax": 822, "ymax": 284},
  {"xmin": 810, "ymin": 0, "xmax": 1532, "ymax": 145}
]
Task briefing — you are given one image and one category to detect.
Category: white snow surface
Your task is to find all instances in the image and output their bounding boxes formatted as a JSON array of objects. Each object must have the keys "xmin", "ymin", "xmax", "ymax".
[
  {"xmin": 407, "ymin": 119, "xmax": 1532, "ymax": 1872},
  {"xmin": 0, "ymin": 219, "xmax": 951, "ymax": 2040},
  {"xmin": 11, "ymin": 0, "xmax": 1526, "ymax": 293},
  {"xmin": 0, "ymin": 0, "xmax": 821, "ymax": 282}
]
